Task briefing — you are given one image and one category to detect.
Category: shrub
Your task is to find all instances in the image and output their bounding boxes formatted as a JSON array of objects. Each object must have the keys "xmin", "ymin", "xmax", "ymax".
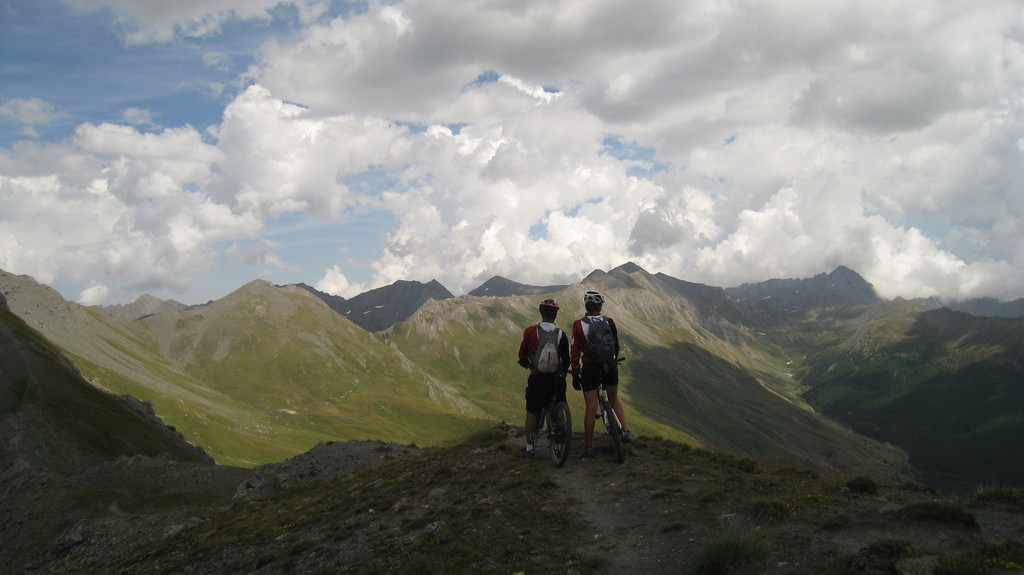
[
  {"xmin": 465, "ymin": 426, "xmax": 509, "ymax": 445},
  {"xmin": 974, "ymin": 487, "xmax": 1023, "ymax": 510},
  {"xmin": 821, "ymin": 554, "xmax": 854, "ymax": 575},
  {"xmin": 750, "ymin": 499, "xmax": 790, "ymax": 522},
  {"xmin": 660, "ymin": 521, "xmax": 686, "ymax": 533},
  {"xmin": 895, "ymin": 501, "xmax": 978, "ymax": 528},
  {"xmin": 823, "ymin": 513, "xmax": 851, "ymax": 530},
  {"xmin": 937, "ymin": 540, "xmax": 1024, "ymax": 575},
  {"xmin": 689, "ymin": 530, "xmax": 773, "ymax": 575},
  {"xmin": 846, "ymin": 476, "xmax": 879, "ymax": 494},
  {"xmin": 576, "ymin": 554, "xmax": 610, "ymax": 571}
]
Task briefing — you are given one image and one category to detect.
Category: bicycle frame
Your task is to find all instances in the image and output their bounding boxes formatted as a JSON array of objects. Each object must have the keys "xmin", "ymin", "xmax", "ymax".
[
  {"xmin": 594, "ymin": 357, "xmax": 626, "ymax": 463},
  {"xmin": 596, "ymin": 382, "xmax": 624, "ymax": 463},
  {"xmin": 537, "ymin": 388, "xmax": 572, "ymax": 467}
]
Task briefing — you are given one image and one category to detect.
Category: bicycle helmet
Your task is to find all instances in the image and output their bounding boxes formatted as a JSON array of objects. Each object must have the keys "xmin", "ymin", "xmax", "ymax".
[
  {"xmin": 539, "ymin": 298, "xmax": 559, "ymax": 312},
  {"xmin": 583, "ymin": 290, "xmax": 604, "ymax": 305}
]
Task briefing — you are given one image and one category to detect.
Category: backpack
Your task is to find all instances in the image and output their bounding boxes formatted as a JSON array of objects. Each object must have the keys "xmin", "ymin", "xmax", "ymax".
[
  {"xmin": 583, "ymin": 315, "xmax": 616, "ymax": 364},
  {"xmin": 533, "ymin": 325, "xmax": 562, "ymax": 374}
]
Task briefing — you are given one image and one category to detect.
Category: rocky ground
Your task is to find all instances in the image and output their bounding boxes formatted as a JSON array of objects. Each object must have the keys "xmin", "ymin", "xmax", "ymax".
[
  {"xmin": 3, "ymin": 440, "xmax": 419, "ymax": 574},
  {"xmin": 545, "ymin": 442, "xmax": 1024, "ymax": 575},
  {"xmin": 3, "ymin": 428, "xmax": 1023, "ymax": 574}
]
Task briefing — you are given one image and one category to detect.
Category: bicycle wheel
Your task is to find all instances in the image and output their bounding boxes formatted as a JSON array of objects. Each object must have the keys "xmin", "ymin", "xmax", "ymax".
[
  {"xmin": 547, "ymin": 401, "xmax": 572, "ymax": 467},
  {"xmin": 607, "ymin": 407, "xmax": 624, "ymax": 464}
]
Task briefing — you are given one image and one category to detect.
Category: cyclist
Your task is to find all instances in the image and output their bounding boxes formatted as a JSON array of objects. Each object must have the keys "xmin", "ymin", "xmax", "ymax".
[
  {"xmin": 570, "ymin": 289, "xmax": 633, "ymax": 458},
  {"xmin": 517, "ymin": 298, "xmax": 570, "ymax": 458}
]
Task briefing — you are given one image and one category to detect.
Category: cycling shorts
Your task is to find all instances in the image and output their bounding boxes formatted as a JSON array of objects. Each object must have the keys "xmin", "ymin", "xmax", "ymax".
[
  {"xmin": 525, "ymin": 372, "xmax": 567, "ymax": 414},
  {"xmin": 579, "ymin": 361, "xmax": 618, "ymax": 393}
]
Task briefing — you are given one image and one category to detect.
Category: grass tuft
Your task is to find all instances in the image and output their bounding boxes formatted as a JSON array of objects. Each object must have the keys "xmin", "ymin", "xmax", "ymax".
[
  {"xmin": 845, "ymin": 476, "xmax": 879, "ymax": 494},
  {"xmin": 750, "ymin": 499, "xmax": 790, "ymax": 522},
  {"xmin": 974, "ymin": 486, "xmax": 1024, "ymax": 510},
  {"xmin": 820, "ymin": 554, "xmax": 854, "ymax": 575},
  {"xmin": 689, "ymin": 530, "xmax": 773, "ymax": 575},
  {"xmin": 938, "ymin": 539, "xmax": 1024, "ymax": 574},
  {"xmin": 895, "ymin": 501, "xmax": 978, "ymax": 528},
  {"xmin": 823, "ymin": 513, "xmax": 851, "ymax": 530}
]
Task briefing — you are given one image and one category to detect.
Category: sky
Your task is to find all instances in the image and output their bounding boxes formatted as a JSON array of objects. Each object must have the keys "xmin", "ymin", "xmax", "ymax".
[{"xmin": 1, "ymin": 0, "xmax": 1023, "ymax": 306}]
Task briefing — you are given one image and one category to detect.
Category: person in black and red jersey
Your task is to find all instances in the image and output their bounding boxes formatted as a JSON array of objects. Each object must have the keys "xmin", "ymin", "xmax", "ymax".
[
  {"xmin": 570, "ymin": 289, "xmax": 633, "ymax": 459},
  {"xmin": 517, "ymin": 298, "xmax": 570, "ymax": 458}
]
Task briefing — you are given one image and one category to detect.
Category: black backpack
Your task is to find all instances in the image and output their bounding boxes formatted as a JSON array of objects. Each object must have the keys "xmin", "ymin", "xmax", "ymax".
[
  {"xmin": 583, "ymin": 315, "xmax": 616, "ymax": 364},
  {"xmin": 533, "ymin": 325, "xmax": 562, "ymax": 374}
]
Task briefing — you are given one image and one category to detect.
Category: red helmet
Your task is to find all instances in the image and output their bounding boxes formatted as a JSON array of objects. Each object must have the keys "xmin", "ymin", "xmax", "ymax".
[{"xmin": 539, "ymin": 298, "xmax": 559, "ymax": 311}]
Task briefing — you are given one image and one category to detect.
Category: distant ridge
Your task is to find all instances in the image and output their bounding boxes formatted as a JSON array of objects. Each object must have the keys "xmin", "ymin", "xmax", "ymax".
[
  {"xmin": 654, "ymin": 273, "xmax": 732, "ymax": 305},
  {"xmin": 298, "ymin": 279, "xmax": 454, "ymax": 333},
  {"xmin": 944, "ymin": 296, "xmax": 1024, "ymax": 318},
  {"xmin": 468, "ymin": 276, "xmax": 570, "ymax": 298},
  {"xmin": 725, "ymin": 266, "xmax": 880, "ymax": 308},
  {"xmin": 105, "ymin": 293, "xmax": 189, "ymax": 321}
]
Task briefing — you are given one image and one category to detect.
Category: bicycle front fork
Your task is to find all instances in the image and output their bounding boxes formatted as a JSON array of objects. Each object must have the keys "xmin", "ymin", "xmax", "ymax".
[{"xmin": 597, "ymin": 390, "xmax": 614, "ymax": 430}]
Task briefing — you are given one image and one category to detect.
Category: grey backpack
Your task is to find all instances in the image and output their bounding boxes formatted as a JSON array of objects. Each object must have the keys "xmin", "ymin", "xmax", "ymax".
[
  {"xmin": 583, "ymin": 316, "xmax": 616, "ymax": 364},
  {"xmin": 533, "ymin": 325, "xmax": 562, "ymax": 374}
]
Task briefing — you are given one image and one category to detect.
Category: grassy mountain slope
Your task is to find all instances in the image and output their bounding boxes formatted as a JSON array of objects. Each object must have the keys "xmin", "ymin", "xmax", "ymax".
[
  {"xmin": 0, "ymin": 296, "xmax": 211, "ymax": 477},
  {"xmin": 799, "ymin": 307, "xmax": 1024, "ymax": 489},
  {"xmin": 0, "ymin": 270, "xmax": 278, "ymax": 465},
  {"xmin": 143, "ymin": 281, "xmax": 485, "ymax": 457},
  {"xmin": 710, "ymin": 273, "xmax": 1024, "ymax": 490},
  {"xmin": 0, "ymin": 272, "xmax": 485, "ymax": 466}
]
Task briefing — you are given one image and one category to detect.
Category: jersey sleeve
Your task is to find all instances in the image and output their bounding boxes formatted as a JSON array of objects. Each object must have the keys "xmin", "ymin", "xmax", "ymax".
[
  {"xmin": 569, "ymin": 319, "xmax": 585, "ymax": 372},
  {"xmin": 609, "ymin": 317, "xmax": 620, "ymax": 358},
  {"xmin": 558, "ymin": 329, "xmax": 570, "ymax": 374},
  {"xmin": 518, "ymin": 325, "xmax": 537, "ymax": 363}
]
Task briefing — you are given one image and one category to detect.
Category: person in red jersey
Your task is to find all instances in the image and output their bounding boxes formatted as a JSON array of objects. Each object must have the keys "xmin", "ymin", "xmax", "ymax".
[{"xmin": 517, "ymin": 298, "xmax": 570, "ymax": 457}]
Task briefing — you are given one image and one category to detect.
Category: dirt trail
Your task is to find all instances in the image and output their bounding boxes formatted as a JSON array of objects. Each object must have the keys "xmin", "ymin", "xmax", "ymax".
[
  {"xmin": 541, "ymin": 438, "xmax": 1024, "ymax": 575},
  {"xmin": 543, "ymin": 443, "xmax": 696, "ymax": 575}
]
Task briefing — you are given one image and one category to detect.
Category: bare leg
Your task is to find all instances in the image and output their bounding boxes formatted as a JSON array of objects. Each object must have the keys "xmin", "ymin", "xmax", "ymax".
[
  {"xmin": 524, "ymin": 411, "xmax": 538, "ymax": 448},
  {"xmin": 583, "ymin": 389, "xmax": 599, "ymax": 447}
]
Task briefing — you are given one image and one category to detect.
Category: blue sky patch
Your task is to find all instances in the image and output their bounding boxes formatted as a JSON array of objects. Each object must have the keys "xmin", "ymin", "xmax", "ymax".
[{"xmin": 602, "ymin": 134, "xmax": 669, "ymax": 178}]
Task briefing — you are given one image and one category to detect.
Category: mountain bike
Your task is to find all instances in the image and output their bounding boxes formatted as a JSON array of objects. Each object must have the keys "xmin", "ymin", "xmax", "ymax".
[
  {"xmin": 596, "ymin": 357, "xmax": 626, "ymax": 464},
  {"xmin": 537, "ymin": 384, "xmax": 572, "ymax": 466}
]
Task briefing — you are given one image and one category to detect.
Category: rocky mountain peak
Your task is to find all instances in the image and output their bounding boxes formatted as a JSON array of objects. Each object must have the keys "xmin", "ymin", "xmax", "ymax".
[
  {"xmin": 615, "ymin": 261, "xmax": 645, "ymax": 274},
  {"xmin": 106, "ymin": 293, "xmax": 188, "ymax": 321},
  {"xmin": 300, "ymin": 278, "xmax": 454, "ymax": 333}
]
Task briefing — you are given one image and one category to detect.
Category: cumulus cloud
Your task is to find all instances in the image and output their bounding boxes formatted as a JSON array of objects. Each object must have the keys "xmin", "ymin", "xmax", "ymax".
[
  {"xmin": 0, "ymin": 97, "xmax": 66, "ymax": 138},
  {"xmin": 209, "ymin": 85, "xmax": 414, "ymax": 220},
  {"xmin": 78, "ymin": 282, "xmax": 111, "ymax": 306},
  {"xmin": 4, "ymin": 0, "xmax": 1024, "ymax": 304},
  {"xmin": 0, "ymin": 123, "xmax": 260, "ymax": 299},
  {"xmin": 122, "ymin": 107, "xmax": 158, "ymax": 127},
  {"xmin": 315, "ymin": 264, "xmax": 362, "ymax": 298}
]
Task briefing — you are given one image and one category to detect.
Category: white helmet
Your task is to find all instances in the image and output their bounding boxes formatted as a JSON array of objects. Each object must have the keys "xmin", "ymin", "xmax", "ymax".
[{"xmin": 583, "ymin": 290, "xmax": 604, "ymax": 305}]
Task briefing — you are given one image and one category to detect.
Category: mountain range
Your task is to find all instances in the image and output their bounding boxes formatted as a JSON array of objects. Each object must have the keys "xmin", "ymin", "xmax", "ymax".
[{"xmin": 1, "ymin": 264, "xmax": 1022, "ymax": 492}]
